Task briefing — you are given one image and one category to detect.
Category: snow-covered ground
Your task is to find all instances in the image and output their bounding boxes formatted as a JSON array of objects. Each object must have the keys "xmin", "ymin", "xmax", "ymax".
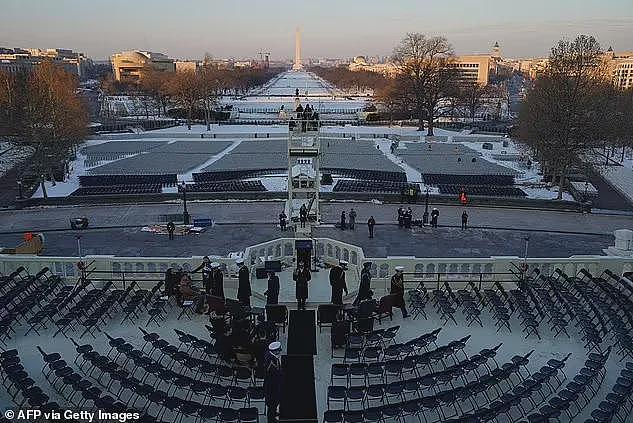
[{"xmin": 0, "ymin": 141, "xmax": 33, "ymax": 177}]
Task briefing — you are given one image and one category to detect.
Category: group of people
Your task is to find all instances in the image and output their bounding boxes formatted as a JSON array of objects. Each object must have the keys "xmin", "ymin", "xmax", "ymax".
[
  {"xmin": 166, "ymin": 256, "xmax": 252, "ymax": 312},
  {"xmin": 288, "ymin": 103, "xmax": 320, "ymax": 132},
  {"xmin": 339, "ymin": 208, "xmax": 376, "ymax": 239},
  {"xmin": 396, "ymin": 206, "xmax": 470, "ymax": 229}
]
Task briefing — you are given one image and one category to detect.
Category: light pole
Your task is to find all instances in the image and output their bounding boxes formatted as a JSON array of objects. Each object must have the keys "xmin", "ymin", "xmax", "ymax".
[
  {"xmin": 423, "ymin": 187, "xmax": 430, "ymax": 225},
  {"xmin": 179, "ymin": 182, "xmax": 190, "ymax": 225}
]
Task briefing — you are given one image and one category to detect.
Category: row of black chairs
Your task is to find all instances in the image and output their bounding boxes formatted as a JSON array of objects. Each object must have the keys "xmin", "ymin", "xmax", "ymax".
[
  {"xmin": 585, "ymin": 362, "xmax": 633, "ymax": 422},
  {"xmin": 422, "ymin": 173, "xmax": 515, "ymax": 186},
  {"xmin": 79, "ymin": 174, "xmax": 177, "ymax": 187},
  {"xmin": 437, "ymin": 184, "xmax": 527, "ymax": 198},
  {"xmin": 188, "ymin": 181, "xmax": 266, "ymax": 193},
  {"xmin": 71, "ymin": 184, "xmax": 162, "ymax": 196},
  {"xmin": 325, "ymin": 168, "xmax": 407, "ymax": 183},
  {"xmin": 333, "ymin": 180, "xmax": 419, "ymax": 194},
  {"xmin": 193, "ymin": 169, "xmax": 284, "ymax": 183}
]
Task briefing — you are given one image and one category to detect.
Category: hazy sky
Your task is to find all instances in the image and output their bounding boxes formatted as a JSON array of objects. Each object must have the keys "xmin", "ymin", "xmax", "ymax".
[{"xmin": 1, "ymin": 0, "xmax": 632, "ymax": 60}]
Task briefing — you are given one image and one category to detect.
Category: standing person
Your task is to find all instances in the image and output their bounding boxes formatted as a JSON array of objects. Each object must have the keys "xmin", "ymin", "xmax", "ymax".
[
  {"xmin": 279, "ymin": 210, "xmax": 287, "ymax": 231},
  {"xmin": 461, "ymin": 210, "xmax": 469, "ymax": 230},
  {"xmin": 264, "ymin": 341, "xmax": 283, "ymax": 423},
  {"xmin": 367, "ymin": 216, "xmax": 376, "ymax": 239},
  {"xmin": 354, "ymin": 262, "xmax": 373, "ymax": 305},
  {"xmin": 210, "ymin": 263, "xmax": 224, "ymax": 298},
  {"xmin": 193, "ymin": 256, "xmax": 213, "ymax": 295},
  {"xmin": 431, "ymin": 208, "xmax": 440, "ymax": 228},
  {"xmin": 236, "ymin": 258, "xmax": 251, "ymax": 307},
  {"xmin": 348, "ymin": 208, "xmax": 357, "ymax": 230},
  {"xmin": 404, "ymin": 207, "xmax": 413, "ymax": 228},
  {"xmin": 397, "ymin": 206, "xmax": 404, "ymax": 228},
  {"xmin": 390, "ymin": 266, "xmax": 409, "ymax": 318},
  {"xmin": 299, "ymin": 204, "xmax": 307, "ymax": 228},
  {"xmin": 167, "ymin": 221, "xmax": 175, "ymax": 240},
  {"xmin": 340, "ymin": 211, "xmax": 346, "ymax": 230},
  {"xmin": 329, "ymin": 260, "xmax": 348, "ymax": 305},
  {"xmin": 293, "ymin": 261, "xmax": 311, "ymax": 310},
  {"xmin": 265, "ymin": 271, "xmax": 280, "ymax": 305}
]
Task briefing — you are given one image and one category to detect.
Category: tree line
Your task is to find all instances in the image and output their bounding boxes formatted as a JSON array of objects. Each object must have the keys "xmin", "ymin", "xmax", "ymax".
[
  {"xmin": 518, "ymin": 35, "xmax": 633, "ymax": 199},
  {"xmin": 310, "ymin": 66, "xmax": 390, "ymax": 93},
  {"xmin": 1, "ymin": 60, "xmax": 88, "ymax": 197},
  {"xmin": 101, "ymin": 63, "xmax": 281, "ymax": 130}
]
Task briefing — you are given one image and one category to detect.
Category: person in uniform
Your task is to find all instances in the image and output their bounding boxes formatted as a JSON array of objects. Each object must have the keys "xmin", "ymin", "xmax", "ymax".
[
  {"xmin": 461, "ymin": 210, "xmax": 469, "ymax": 230},
  {"xmin": 404, "ymin": 207, "xmax": 412, "ymax": 228},
  {"xmin": 340, "ymin": 211, "xmax": 346, "ymax": 230},
  {"xmin": 293, "ymin": 261, "xmax": 311, "ymax": 310},
  {"xmin": 390, "ymin": 266, "xmax": 409, "ymax": 318},
  {"xmin": 264, "ymin": 341, "xmax": 283, "ymax": 423},
  {"xmin": 193, "ymin": 256, "xmax": 213, "ymax": 294},
  {"xmin": 367, "ymin": 216, "xmax": 376, "ymax": 239},
  {"xmin": 299, "ymin": 204, "xmax": 308, "ymax": 228},
  {"xmin": 279, "ymin": 211, "xmax": 287, "ymax": 231},
  {"xmin": 354, "ymin": 262, "xmax": 373, "ymax": 305},
  {"xmin": 265, "ymin": 270, "xmax": 280, "ymax": 305},
  {"xmin": 167, "ymin": 221, "xmax": 175, "ymax": 240},
  {"xmin": 397, "ymin": 206, "xmax": 404, "ymax": 228},
  {"xmin": 236, "ymin": 258, "xmax": 251, "ymax": 307},
  {"xmin": 349, "ymin": 208, "xmax": 357, "ymax": 230},
  {"xmin": 211, "ymin": 262, "xmax": 224, "ymax": 298},
  {"xmin": 329, "ymin": 260, "xmax": 348, "ymax": 305},
  {"xmin": 431, "ymin": 208, "xmax": 440, "ymax": 228}
]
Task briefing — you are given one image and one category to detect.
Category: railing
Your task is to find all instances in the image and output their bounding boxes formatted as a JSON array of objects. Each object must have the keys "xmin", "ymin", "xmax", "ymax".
[{"xmin": 1, "ymin": 237, "xmax": 631, "ymax": 296}]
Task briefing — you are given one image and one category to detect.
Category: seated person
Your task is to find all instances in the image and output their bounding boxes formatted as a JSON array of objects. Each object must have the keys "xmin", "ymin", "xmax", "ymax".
[
  {"xmin": 358, "ymin": 297, "xmax": 378, "ymax": 318},
  {"xmin": 252, "ymin": 314, "xmax": 278, "ymax": 342},
  {"xmin": 177, "ymin": 274, "xmax": 200, "ymax": 307}
]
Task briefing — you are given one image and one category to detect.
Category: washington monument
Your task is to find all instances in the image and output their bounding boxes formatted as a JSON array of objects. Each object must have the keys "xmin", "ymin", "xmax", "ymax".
[{"xmin": 292, "ymin": 26, "xmax": 303, "ymax": 70}]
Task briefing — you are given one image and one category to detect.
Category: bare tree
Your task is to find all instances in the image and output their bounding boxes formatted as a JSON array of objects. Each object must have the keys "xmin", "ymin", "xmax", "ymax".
[
  {"xmin": 24, "ymin": 60, "xmax": 88, "ymax": 197},
  {"xmin": 518, "ymin": 35, "xmax": 612, "ymax": 199},
  {"xmin": 199, "ymin": 64, "xmax": 222, "ymax": 130},
  {"xmin": 391, "ymin": 33, "xmax": 458, "ymax": 135},
  {"xmin": 457, "ymin": 82, "xmax": 490, "ymax": 122},
  {"xmin": 168, "ymin": 70, "xmax": 201, "ymax": 130},
  {"xmin": 139, "ymin": 67, "xmax": 172, "ymax": 116}
]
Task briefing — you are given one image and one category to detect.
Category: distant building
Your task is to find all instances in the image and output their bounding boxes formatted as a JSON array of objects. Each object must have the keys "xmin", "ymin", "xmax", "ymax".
[
  {"xmin": 175, "ymin": 60, "xmax": 200, "ymax": 73},
  {"xmin": 605, "ymin": 49, "xmax": 633, "ymax": 89},
  {"xmin": 111, "ymin": 50, "xmax": 175, "ymax": 84},
  {"xmin": 0, "ymin": 47, "xmax": 91, "ymax": 78}
]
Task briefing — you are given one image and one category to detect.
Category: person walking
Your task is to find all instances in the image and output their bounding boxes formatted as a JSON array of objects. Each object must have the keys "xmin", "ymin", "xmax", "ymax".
[
  {"xmin": 265, "ymin": 271, "xmax": 280, "ymax": 305},
  {"xmin": 167, "ymin": 221, "xmax": 175, "ymax": 240},
  {"xmin": 348, "ymin": 208, "xmax": 357, "ymax": 230},
  {"xmin": 354, "ymin": 262, "xmax": 373, "ymax": 305},
  {"xmin": 293, "ymin": 261, "xmax": 311, "ymax": 310},
  {"xmin": 264, "ymin": 341, "xmax": 283, "ymax": 423},
  {"xmin": 397, "ymin": 206, "xmax": 404, "ymax": 228},
  {"xmin": 279, "ymin": 211, "xmax": 287, "ymax": 231},
  {"xmin": 236, "ymin": 258, "xmax": 251, "ymax": 307},
  {"xmin": 340, "ymin": 211, "xmax": 346, "ymax": 230},
  {"xmin": 329, "ymin": 260, "xmax": 348, "ymax": 305},
  {"xmin": 210, "ymin": 263, "xmax": 224, "ymax": 298},
  {"xmin": 461, "ymin": 210, "xmax": 469, "ymax": 230},
  {"xmin": 367, "ymin": 216, "xmax": 376, "ymax": 239},
  {"xmin": 431, "ymin": 208, "xmax": 440, "ymax": 228},
  {"xmin": 390, "ymin": 266, "xmax": 409, "ymax": 318}
]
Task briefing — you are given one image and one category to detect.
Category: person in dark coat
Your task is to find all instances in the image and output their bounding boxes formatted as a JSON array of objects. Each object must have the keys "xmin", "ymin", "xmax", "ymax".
[
  {"xmin": 193, "ymin": 256, "xmax": 213, "ymax": 294},
  {"xmin": 397, "ymin": 207, "xmax": 404, "ymax": 228},
  {"xmin": 299, "ymin": 204, "xmax": 307, "ymax": 228},
  {"xmin": 354, "ymin": 262, "xmax": 373, "ymax": 305},
  {"xmin": 367, "ymin": 216, "xmax": 376, "ymax": 239},
  {"xmin": 461, "ymin": 210, "xmax": 468, "ymax": 230},
  {"xmin": 279, "ymin": 211, "xmax": 287, "ymax": 231},
  {"xmin": 265, "ymin": 271, "xmax": 280, "ymax": 305},
  {"xmin": 210, "ymin": 263, "xmax": 224, "ymax": 298},
  {"xmin": 340, "ymin": 211, "xmax": 346, "ymax": 230},
  {"xmin": 404, "ymin": 207, "xmax": 412, "ymax": 228},
  {"xmin": 329, "ymin": 260, "xmax": 348, "ymax": 305},
  {"xmin": 167, "ymin": 221, "xmax": 175, "ymax": 240},
  {"xmin": 293, "ymin": 261, "xmax": 311, "ymax": 310},
  {"xmin": 390, "ymin": 266, "xmax": 408, "ymax": 318},
  {"xmin": 349, "ymin": 208, "xmax": 357, "ymax": 230},
  {"xmin": 430, "ymin": 208, "xmax": 440, "ymax": 228},
  {"xmin": 264, "ymin": 341, "xmax": 283, "ymax": 423},
  {"xmin": 236, "ymin": 258, "xmax": 251, "ymax": 307}
]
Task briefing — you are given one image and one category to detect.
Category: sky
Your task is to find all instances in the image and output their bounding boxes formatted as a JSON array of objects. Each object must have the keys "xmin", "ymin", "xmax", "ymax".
[{"xmin": 1, "ymin": 0, "xmax": 632, "ymax": 61}]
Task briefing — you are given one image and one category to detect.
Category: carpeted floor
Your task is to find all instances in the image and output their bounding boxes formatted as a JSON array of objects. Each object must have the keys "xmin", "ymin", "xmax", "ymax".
[{"xmin": 286, "ymin": 310, "xmax": 317, "ymax": 355}]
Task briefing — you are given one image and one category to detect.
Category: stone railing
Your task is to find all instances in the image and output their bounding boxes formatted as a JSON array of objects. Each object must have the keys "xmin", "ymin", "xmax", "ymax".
[{"xmin": 1, "ymin": 236, "xmax": 631, "ymax": 300}]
